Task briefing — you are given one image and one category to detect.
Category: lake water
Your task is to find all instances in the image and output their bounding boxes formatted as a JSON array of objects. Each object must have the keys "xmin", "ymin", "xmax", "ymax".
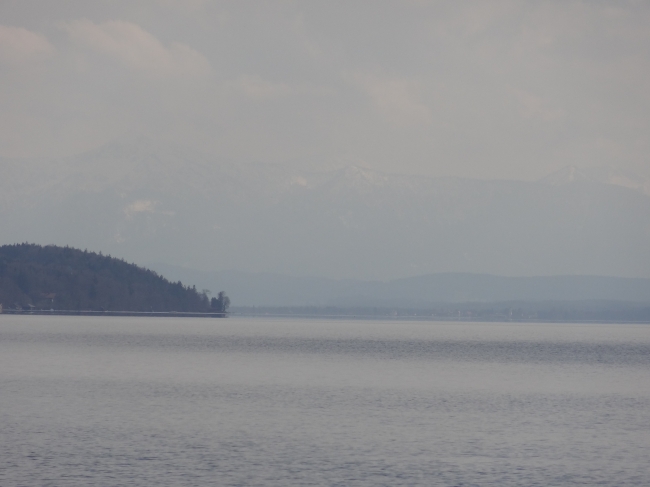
[{"xmin": 1, "ymin": 316, "xmax": 649, "ymax": 486}]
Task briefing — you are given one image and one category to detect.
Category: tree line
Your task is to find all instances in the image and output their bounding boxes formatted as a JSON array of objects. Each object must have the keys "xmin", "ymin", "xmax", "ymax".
[{"xmin": 0, "ymin": 243, "xmax": 229, "ymax": 313}]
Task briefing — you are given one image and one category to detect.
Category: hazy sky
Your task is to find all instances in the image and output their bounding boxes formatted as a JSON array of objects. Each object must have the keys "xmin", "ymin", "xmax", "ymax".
[{"xmin": 1, "ymin": 0, "xmax": 649, "ymax": 180}]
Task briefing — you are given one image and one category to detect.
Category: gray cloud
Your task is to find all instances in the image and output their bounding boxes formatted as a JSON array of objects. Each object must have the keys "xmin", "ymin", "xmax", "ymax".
[
  {"xmin": 61, "ymin": 19, "xmax": 212, "ymax": 76},
  {"xmin": 0, "ymin": 0, "xmax": 649, "ymax": 180}
]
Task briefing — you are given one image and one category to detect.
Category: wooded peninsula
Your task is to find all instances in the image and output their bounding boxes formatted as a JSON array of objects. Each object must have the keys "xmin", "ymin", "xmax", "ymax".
[{"xmin": 0, "ymin": 243, "xmax": 229, "ymax": 314}]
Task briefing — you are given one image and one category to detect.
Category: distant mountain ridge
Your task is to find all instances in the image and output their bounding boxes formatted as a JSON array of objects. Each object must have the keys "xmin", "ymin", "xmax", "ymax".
[
  {"xmin": 2, "ymin": 139, "xmax": 649, "ymax": 280},
  {"xmin": 149, "ymin": 264, "xmax": 650, "ymax": 307},
  {"xmin": 542, "ymin": 165, "xmax": 650, "ymax": 195}
]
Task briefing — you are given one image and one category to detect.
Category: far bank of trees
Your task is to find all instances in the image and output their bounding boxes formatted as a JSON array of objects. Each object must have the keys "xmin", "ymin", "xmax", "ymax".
[
  {"xmin": 0, "ymin": 243, "xmax": 229, "ymax": 313},
  {"xmin": 211, "ymin": 291, "xmax": 230, "ymax": 312}
]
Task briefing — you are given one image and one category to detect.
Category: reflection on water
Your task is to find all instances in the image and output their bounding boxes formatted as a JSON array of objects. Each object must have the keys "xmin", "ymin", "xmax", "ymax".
[{"xmin": 1, "ymin": 316, "xmax": 649, "ymax": 486}]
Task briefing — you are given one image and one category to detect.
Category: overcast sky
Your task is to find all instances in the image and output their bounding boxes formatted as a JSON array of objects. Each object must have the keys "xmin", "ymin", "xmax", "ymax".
[{"xmin": 1, "ymin": 0, "xmax": 649, "ymax": 180}]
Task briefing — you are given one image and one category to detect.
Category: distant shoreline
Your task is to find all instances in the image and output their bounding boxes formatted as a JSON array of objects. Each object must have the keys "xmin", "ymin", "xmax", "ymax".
[
  {"xmin": 229, "ymin": 304, "xmax": 650, "ymax": 324},
  {"xmin": 1, "ymin": 309, "xmax": 227, "ymax": 318},
  {"xmin": 228, "ymin": 312, "xmax": 650, "ymax": 324},
  {"xmin": 1, "ymin": 309, "xmax": 647, "ymax": 323}
]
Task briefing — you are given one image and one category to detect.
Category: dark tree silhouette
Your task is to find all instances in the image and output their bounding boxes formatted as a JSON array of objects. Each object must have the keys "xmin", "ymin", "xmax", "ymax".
[
  {"xmin": 211, "ymin": 291, "xmax": 230, "ymax": 312},
  {"xmin": 0, "ymin": 243, "xmax": 225, "ymax": 313}
]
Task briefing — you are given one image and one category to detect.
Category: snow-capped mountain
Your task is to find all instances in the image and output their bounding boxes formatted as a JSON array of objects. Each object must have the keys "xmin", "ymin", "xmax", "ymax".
[
  {"xmin": 542, "ymin": 165, "xmax": 650, "ymax": 196},
  {"xmin": 2, "ymin": 140, "xmax": 649, "ymax": 280}
]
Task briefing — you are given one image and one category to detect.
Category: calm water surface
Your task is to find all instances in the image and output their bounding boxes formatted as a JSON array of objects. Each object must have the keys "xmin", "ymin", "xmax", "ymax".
[{"xmin": 1, "ymin": 316, "xmax": 649, "ymax": 486}]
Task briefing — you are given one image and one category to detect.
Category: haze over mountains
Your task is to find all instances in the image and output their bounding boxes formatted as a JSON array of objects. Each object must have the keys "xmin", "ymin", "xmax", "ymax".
[
  {"xmin": 146, "ymin": 264, "xmax": 650, "ymax": 308},
  {"xmin": 2, "ymin": 138, "xmax": 650, "ymax": 291}
]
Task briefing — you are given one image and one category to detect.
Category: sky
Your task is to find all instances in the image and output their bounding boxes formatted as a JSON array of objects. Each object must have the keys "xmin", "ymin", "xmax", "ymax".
[{"xmin": 1, "ymin": 0, "xmax": 649, "ymax": 181}]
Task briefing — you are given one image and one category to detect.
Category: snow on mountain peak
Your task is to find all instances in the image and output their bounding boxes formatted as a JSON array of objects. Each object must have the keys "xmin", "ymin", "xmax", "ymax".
[{"xmin": 542, "ymin": 165, "xmax": 650, "ymax": 196}]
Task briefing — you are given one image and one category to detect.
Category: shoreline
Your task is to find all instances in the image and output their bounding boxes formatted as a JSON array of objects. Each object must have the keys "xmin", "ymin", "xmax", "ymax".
[{"xmin": 0, "ymin": 309, "xmax": 227, "ymax": 318}]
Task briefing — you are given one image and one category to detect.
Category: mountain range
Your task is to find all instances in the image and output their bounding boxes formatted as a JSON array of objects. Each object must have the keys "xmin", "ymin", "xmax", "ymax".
[
  {"xmin": 2, "ymin": 138, "xmax": 649, "ymax": 283},
  {"xmin": 147, "ymin": 264, "xmax": 650, "ymax": 307}
]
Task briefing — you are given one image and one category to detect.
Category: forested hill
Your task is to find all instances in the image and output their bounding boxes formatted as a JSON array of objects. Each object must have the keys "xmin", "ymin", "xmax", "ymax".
[{"xmin": 0, "ymin": 244, "xmax": 219, "ymax": 312}]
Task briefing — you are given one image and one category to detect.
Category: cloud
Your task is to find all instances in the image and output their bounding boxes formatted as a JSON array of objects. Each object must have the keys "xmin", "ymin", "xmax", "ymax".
[
  {"xmin": 62, "ymin": 19, "xmax": 210, "ymax": 76},
  {"xmin": 124, "ymin": 199, "xmax": 158, "ymax": 219},
  {"xmin": 1, "ymin": 2, "xmax": 649, "ymax": 181},
  {"xmin": 514, "ymin": 89, "xmax": 564, "ymax": 121},
  {"xmin": 156, "ymin": 0, "xmax": 209, "ymax": 11},
  {"xmin": 351, "ymin": 73, "xmax": 431, "ymax": 126},
  {"xmin": 236, "ymin": 75, "xmax": 291, "ymax": 100},
  {"xmin": 0, "ymin": 25, "xmax": 54, "ymax": 64}
]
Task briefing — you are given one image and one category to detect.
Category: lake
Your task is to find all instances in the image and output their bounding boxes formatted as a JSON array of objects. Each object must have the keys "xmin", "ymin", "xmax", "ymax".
[{"xmin": 1, "ymin": 315, "xmax": 649, "ymax": 486}]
